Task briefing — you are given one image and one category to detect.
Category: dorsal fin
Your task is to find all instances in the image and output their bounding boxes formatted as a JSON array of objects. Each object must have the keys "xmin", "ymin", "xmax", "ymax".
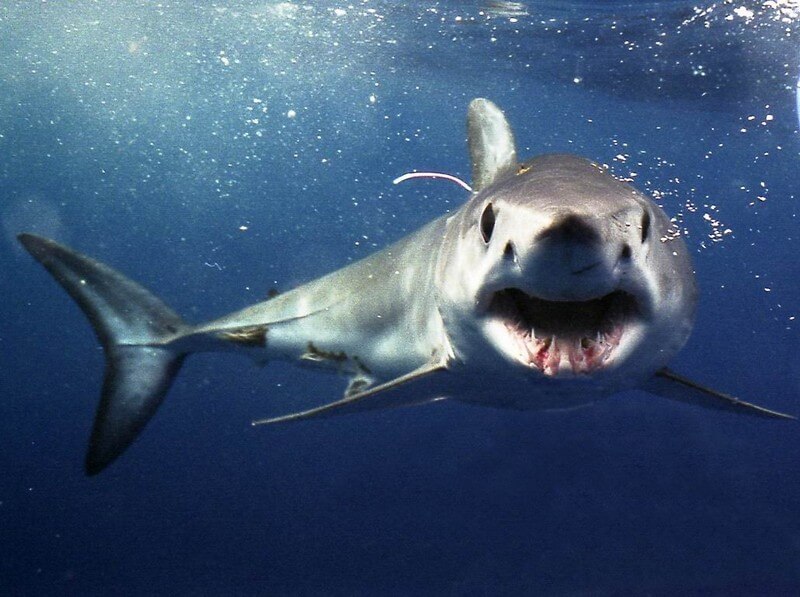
[{"xmin": 467, "ymin": 98, "xmax": 518, "ymax": 192}]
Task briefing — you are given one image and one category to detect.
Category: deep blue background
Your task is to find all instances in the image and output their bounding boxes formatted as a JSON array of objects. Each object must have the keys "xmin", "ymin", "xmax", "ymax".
[{"xmin": 2, "ymin": 1, "xmax": 799, "ymax": 594}]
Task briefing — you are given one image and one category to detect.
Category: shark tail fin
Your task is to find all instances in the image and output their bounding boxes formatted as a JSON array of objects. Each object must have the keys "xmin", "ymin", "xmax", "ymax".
[{"xmin": 18, "ymin": 233, "xmax": 190, "ymax": 475}]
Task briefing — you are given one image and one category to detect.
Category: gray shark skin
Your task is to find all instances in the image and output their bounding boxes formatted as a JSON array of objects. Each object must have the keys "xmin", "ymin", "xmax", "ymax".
[{"xmin": 18, "ymin": 98, "xmax": 793, "ymax": 476}]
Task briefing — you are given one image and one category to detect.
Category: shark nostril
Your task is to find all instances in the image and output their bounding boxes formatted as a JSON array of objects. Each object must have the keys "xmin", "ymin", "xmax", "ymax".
[
  {"xmin": 620, "ymin": 244, "xmax": 632, "ymax": 260},
  {"xmin": 503, "ymin": 241, "xmax": 516, "ymax": 261}
]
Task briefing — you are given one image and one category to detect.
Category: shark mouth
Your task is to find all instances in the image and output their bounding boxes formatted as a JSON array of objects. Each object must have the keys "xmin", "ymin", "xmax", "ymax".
[{"xmin": 487, "ymin": 288, "xmax": 638, "ymax": 377}]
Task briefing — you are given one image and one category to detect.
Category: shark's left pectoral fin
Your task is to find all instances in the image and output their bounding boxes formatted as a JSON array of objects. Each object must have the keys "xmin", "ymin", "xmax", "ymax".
[
  {"xmin": 252, "ymin": 356, "xmax": 450, "ymax": 425},
  {"xmin": 643, "ymin": 368, "xmax": 795, "ymax": 420}
]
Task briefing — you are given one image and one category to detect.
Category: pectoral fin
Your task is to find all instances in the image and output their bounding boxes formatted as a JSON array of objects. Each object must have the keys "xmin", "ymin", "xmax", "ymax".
[
  {"xmin": 252, "ymin": 357, "xmax": 450, "ymax": 425},
  {"xmin": 644, "ymin": 368, "xmax": 795, "ymax": 420}
]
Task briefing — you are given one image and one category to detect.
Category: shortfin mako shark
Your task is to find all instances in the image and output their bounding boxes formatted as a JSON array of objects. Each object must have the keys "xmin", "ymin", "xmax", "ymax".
[{"xmin": 19, "ymin": 98, "xmax": 793, "ymax": 476}]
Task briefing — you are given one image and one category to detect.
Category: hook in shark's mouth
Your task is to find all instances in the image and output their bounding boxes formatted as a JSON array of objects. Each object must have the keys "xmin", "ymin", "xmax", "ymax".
[{"xmin": 487, "ymin": 288, "xmax": 639, "ymax": 376}]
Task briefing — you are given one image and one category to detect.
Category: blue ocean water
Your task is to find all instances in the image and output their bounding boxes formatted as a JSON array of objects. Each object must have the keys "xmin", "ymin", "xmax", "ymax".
[{"xmin": 2, "ymin": 1, "xmax": 799, "ymax": 594}]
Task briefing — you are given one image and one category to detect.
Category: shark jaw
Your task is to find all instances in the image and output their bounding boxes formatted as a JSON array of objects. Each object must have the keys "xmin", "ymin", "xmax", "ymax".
[{"xmin": 483, "ymin": 287, "xmax": 642, "ymax": 378}]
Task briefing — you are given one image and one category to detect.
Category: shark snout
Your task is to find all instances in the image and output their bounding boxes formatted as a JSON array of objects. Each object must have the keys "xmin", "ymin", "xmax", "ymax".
[
  {"xmin": 571, "ymin": 260, "xmax": 602, "ymax": 275},
  {"xmin": 535, "ymin": 214, "xmax": 600, "ymax": 245},
  {"xmin": 518, "ymin": 214, "xmax": 620, "ymax": 300},
  {"xmin": 536, "ymin": 214, "xmax": 610, "ymax": 272}
]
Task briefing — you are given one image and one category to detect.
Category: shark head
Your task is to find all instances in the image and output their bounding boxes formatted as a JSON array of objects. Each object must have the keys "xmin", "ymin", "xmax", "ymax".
[{"xmin": 436, "ymin": 100, "xmax": 697, "ymax": 400}]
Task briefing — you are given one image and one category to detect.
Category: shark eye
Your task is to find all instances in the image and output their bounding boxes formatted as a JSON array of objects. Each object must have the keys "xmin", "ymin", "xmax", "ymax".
[
  {"xmin": 480, "ymin": 202, "xmax": 496, "ymax": 244},
  {"xmin": 640, "ymin": 211, "xmax": 651, "ymax": 243}
]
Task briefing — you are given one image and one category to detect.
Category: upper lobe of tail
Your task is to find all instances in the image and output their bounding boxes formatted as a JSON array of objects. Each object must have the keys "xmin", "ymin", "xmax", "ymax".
[{"xmin": 18, "ymin": 233, "xmax": 189, "ymax": 475}]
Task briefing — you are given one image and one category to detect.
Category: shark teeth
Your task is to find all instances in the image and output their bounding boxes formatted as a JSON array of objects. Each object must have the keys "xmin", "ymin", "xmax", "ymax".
[
  {"xmin": 488, "ymin": 287, "xmax": 636, "ymax": 377},
  {"xmin": 510, "ymin": 325, "xmax": 623, "ymax": 376}
]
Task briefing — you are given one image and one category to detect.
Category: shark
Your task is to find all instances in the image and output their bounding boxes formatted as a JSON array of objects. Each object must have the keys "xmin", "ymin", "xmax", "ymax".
[{"xmin": 18, "ymin": 98, "xmax": 793, "ymax": 476}]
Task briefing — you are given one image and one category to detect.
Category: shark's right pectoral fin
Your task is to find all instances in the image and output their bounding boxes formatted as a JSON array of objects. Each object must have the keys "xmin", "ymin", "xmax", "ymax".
[
  {"xmin": 643, "ymin": 368, "xmax": 795, "ymax": 420},
  {"xmin": 252, "ymin": 356, "xmax": 450, "ymax": 425}
]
